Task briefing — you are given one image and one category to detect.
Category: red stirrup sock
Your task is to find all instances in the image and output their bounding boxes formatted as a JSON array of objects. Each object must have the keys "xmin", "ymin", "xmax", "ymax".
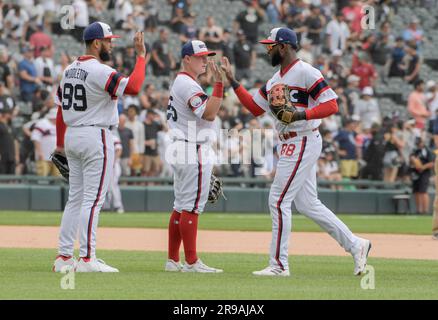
[
  {"xmin": 179, "ymin": 210, "xmax": 199, "ymax": 265},
  {"xmin": 168, "ymin": 210, "xmax": 182, "ymax": 261}
]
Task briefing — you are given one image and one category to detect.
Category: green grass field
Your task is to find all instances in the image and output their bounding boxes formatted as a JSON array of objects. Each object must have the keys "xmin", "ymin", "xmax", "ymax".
[
  {"xmin": 1, "ymin": 248, "xmax": 438, "ymax": 300},
  {"xmin": 0, "ymin": 211, "xmax": 433, "ymax": 234},
  {"xmin": 0, "ymin": 211, "xmax": 436, "ymax": 300}
]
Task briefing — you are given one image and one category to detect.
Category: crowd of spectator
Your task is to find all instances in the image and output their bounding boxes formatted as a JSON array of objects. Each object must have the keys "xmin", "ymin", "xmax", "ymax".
[{"xmin": 0, "ymin": 0, "xmax": 437, "ymax": 212}]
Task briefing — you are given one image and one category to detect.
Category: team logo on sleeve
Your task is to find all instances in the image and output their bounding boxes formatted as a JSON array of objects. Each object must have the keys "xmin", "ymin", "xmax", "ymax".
[{"xmin": 188, "ymin": 93, "xmax": 208, "ymax": 111}]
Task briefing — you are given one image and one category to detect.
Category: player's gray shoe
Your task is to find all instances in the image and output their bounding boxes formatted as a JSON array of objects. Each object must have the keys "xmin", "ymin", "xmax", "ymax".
[
  {"xmin": 432, "ymin": 233, "xmax": 438, "ymax": 240},
  {"xmin": 352, "ymin": 238, "xmax": 372, "ymax": 276},
  {"xmin": 165, "ymin": 259, "xmax": 183, "ymax": 272},
  {"xmin": 76, "ymin": 257, "xmax": 119, "ymax": 272},
  {"xmin": 252, "ymin": 266, "xmax": 290, "ymax": 277},
  {"xmin": 52, "ymin": 255, "xmax": 77, "ymax": 272},
  {"xmin": 181, "ymin": 259, "xmax": 223, "ymax": 273}
]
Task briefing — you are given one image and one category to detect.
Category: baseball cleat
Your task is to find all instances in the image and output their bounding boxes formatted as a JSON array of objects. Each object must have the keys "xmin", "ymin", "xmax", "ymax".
[
  {"xmin": 75, "ymin": 257, "xmax": 119, "ymax": 273},
  {"xmin": 52, "ymin": 255, "xmax": 77, "ymax": 272},
  {"xmin": 181, "ymin": 259, "xmax": 223, "ymax": 273},
  {"xmin": 432, "ymin": 233, "xmax": 438, "ymax": 240},
  {"xmin": 164, "ymin": 259, "xmax": 183, "ymax": 272},
  {"xmin": 252, "ymin": 266, "xmax": 290, "ymax": 277},
  {"xmin": 352, "ymin": 238, "xmax": 372, "ymax": 276}
]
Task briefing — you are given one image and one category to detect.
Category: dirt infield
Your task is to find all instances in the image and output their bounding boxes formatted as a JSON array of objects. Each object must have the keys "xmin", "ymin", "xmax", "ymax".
[{"xmin": 1, "ymin": 226, "xmax": 437, "ymax": 260}]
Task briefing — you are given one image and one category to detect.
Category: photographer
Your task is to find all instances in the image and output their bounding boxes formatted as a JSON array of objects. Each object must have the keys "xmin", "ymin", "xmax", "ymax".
[{"xmin": 383, "ymin": 123, "xmax": 405, "ymax": 183}]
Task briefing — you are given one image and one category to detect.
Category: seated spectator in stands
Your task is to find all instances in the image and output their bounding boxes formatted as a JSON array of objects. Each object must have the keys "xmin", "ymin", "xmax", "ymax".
[
  {"xmin": 410, "ymin": 137, "xmax": 434, "ymax": 214},
  {"xmin": 169, "ymin": 0, "xmax": 192, "ymax": 18},
  {"xmin": 382, "ymin": 123, "xmax": 404, "ymax": 183},
  {"xmin": 342, "ymin": 0, "xmax": 364, "ymax": 37},
  {"xmin": 334, "ymin": 85, "xmax": 349, "ymax": 120},
  {"xmin": 362, "ymin": 123, "xmax": 385, "ymax": 180},
  {"xmin": 31, "ymin": 107, "xmax": 59, "ymax": 177},
  {"xmin": 126, "ymin": 105, "xmax": 145, "ymax": 176},
  {"xmin": 377, "ymin": 20, "xmax": 395, "ymax": 46},
  {"xmin": 143, "ymin": 110, "xmax": 164, "ymax": 177},
  {"xmin": 122, "ymin": 13, "xmax": 142, "ymax": 40},
  {"xmin": 354, "ymin": 87, "xmax": 381, "ymax": 131},
  {"xmin": 34, "ymin": 46, "xmax": 55, "ymax": 91},
  {"xmin": 402, "ymin": 17, "xmax": 424, "ymax": 52},
  {"xmin": 328, "ymin": 49, "xmax": 347, "ymax": 85},
  {"xmin": 266, "ymin": 0, "xmax": 282, "ymax": 24},
  {"xmin": 72, "ymin": 0, "xmax": 89, "ymax": 42},
  {"xmin": 305, "ymin": 4, "xmax": 326, "ymax": 56},
  {"xmin": 388, "ymin": 37, "xmax": 405, "ymax": 78},
  {"xmin": 287, "ymin": 12, "xmax": 307, "ymax": 44},
  {"xmin": 115, "ymin": 0, "xmax": 133, "ymax": 29},
  {"xmin": 221, "ymin": 29, "xmax": 234, "ymax": 65},
  {"xmin": 0, "ymin": 47, "xmax": 14, "ymax": 95},
  {"xmin": 0, "ymin": 81, "xmax": 15, "ymax": 115},
  {"xmin": 234, "ymin": 0, "xmax": 265, "ymax": 44},
  {"xmin": 179, "ymin": 12, "xmax": 198, "ymax": 43},
  {"xmin": 19, "ymin": 44, "xmax": 41, "ymax": 103},
  {"xmin": 0, "ymin": 107, "xmax": 16, "ymax": 174},
  {"xmin": 4, "ymin": 4, "xmax": 29, "ymax": 41},
  {"xmin": 325, "ymin": 11, "xmax": 350, "ymax": 54},
  {"xmin": 54, "ymin": 51, "xmax": 73, "ymax": 83},
  {"xmin": 144, "ymin": 0, "xmax": 159, "ymax": 32},
  {"xmin": 29, "ymin": 25, "xmax": 53, "ymax": 58},
  {"xmin": 233, "ymin": 30, "xmax": 255, "ymax": 82},
  {"xmin": 313, "ymin": 54, "xmax": 330, "ymax": 77},
  {"xmin": 318, "ymin": 151, "xmax": 342, "ymax": 190},
  {"xmin": 151, "ymin": 29, "xmax": 176, "ymax": 77},
  {"xmin": 297, "ymin": 38, "xmax": 313, "ymax": 65},
  {"xmin": 344, "ymin": 74, "xmax": 361, "ymax": 116},
  {"xmin": 369, "ymin": 33, "xmax": 391, "ymax": 67},
  {"xmin": 118, "ymin": 114, "xmax": 134, "ymax": 177},
  {"xmin": 401, "ymin": 44, "xmax": 421, "ymax": 85},
  {"xmin": 120, "ymin": 45, "xmax": 137, "ymax": 74},
  {"xmin": 199, "ymin": 16, "xmax": 223, "ymax": 53},
  {"xmin": 335, "ymin": 118, "xmax": 359, "ymax": 179},
  {"xmin": 408, "ymin": 79, "xmax": 430, "ymax": 132},
  {"xmin": 426, "ymin": 81, "xmax": 438, "ymax": 122},
  {"xmin": 170, "ymin": 5, "xmax": 186, "ymax": 34},
  {"xmin": 350, "ymin": 50, "xmax": 377, "ymax": 89}
]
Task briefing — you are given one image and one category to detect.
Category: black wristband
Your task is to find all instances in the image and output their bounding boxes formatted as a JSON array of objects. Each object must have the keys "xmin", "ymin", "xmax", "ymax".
[
  {"xmin": 294, "ymin": 111, "xmax": 307, "ymax": 121},
  {"xmin": 230, "ymin": 78, "xmax": 240, "ymax": 90}
]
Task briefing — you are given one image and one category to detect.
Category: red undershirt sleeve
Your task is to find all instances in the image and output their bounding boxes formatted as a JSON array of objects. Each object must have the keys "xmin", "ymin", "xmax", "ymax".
[
  {"xmin": 234, "ymin": 85, "xmax": 265, "ymax": 117},
  {"xmin": 304, "ymin": 98, "xmax": 339, "ymax": 120},
  {"xmin": 56, "ymin": 105, "xmax": 66, "ymax": 148},
  {"xmin": 124, "ymin": 56, "xmax": 146, "ymax": 95}
]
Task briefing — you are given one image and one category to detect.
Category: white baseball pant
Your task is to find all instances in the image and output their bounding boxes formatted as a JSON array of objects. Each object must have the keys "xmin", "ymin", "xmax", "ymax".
[
  {"xmin": 58, "ymin": 126, "xmax": 114, "ymax": 258},
  {"xmin": 171, "ymin": 141, "xmax": 214, "ymax": 214},
  {"xmin": 106, "ymin": 160, "xmax": 123, "ymax": 210},
  {"xmin": 268, "ymin": 130, "xmax": 360, "ymax": 270}
]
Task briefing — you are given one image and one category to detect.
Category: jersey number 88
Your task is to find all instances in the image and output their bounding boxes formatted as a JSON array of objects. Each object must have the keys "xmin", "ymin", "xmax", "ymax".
[{"xmin": 62, "ymin": 83, "xmax": 88, "ymax": 111}]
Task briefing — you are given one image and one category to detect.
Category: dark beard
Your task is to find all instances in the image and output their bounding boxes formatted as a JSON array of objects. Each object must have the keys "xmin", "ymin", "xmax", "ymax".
[
  {"xmin": 270, "ymin": 51, "xmax": 282, "ymax": 67},
  {"xmin": 99, "ymin": 49, "xmax": 111, "ymax": 62}
]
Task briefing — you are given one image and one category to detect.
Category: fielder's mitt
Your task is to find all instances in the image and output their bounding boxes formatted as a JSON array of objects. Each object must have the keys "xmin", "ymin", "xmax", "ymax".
[
  {"xmin": 268, "ymin": 83, "xmax": 298, "ymax": 125},
  {"xmin": 208, "ymin": 174, "xmax": 226, "ymax": 203},
  {"xmin": 50, "ymin": 151, "xmax": 69, "ymax": 181}
]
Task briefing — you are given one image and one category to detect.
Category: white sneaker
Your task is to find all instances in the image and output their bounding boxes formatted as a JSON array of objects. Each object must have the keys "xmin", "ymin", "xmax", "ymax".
[
  {"xmin": 181, "ymin": 259, "xmax": 223, "ymax": 273},
  {"xmin": 352, "ymin": 238, "xmax": 372, "ymax": 276},
  {"xmin": 52, "ymin": 255, "xmax": 77, "ymax": 272},
  {"xmin": 252, "ymin": 266, "xmax": 290, "ymax": 277},
  {"xmin": 75, "ymin": 257, "xmax": 119, "ymax": 273},
  {"xmin": 116, "ymin": 208, "xmax": 124, "ymax": 214},
  {"xmin": 165, "ymin": 259, "xmax": 183, "ymax": 272}
]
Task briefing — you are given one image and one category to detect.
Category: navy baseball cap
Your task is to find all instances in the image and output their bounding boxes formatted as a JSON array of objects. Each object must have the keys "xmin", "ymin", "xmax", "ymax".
[
  {"xmin": 259, "ymin": 27, "xmax": 298, "ymax": 48},
  {"xmin": 83, "ymin": 22, "xmax": 120, "ymax": 41},
  {"xmin": 181, "ymin": 40, "xmax": 216, "ymax": 58}
]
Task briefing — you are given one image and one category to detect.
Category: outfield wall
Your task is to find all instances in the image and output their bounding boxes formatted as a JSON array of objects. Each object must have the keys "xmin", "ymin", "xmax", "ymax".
[{"xmin": 0, "ymin": 185, "xmax": 428, "ymax": 214}]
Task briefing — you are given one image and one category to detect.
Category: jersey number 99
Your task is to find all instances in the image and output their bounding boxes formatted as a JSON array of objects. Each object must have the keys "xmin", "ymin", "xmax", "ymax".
[{"xmin": 62, "ymin": 83, "xmax": 88, "ymax": 111}]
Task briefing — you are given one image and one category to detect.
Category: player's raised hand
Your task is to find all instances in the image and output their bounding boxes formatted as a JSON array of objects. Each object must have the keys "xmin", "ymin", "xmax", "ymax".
[
  {"xmin": 220, "ymin": 57, "xmax": 235, "ymax": 83},
  {"xmin": 134, "ymin": 31, "xmax": 146, "ymax": 57},
  {"xmin": 208, "ymin": 60, "xmax": 223, "ymax": 83}
]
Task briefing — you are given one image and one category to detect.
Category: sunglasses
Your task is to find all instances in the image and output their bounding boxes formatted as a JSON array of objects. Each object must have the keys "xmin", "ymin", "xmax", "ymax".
[{"xmin": 265, "ymin": 43, "xmax": 279, "ymax": 52}]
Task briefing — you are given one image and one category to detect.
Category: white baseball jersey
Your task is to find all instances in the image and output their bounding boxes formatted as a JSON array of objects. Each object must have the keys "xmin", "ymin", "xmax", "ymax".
[
  {"xmin": 167, "ymin": 72, "xmax": 215, "ymax": 143},
  {"xmin": 55, "ymin": 56, "xmax": 129, "ymax": 127},
  {"xmin": 252, "ymin": 59, "xmax": 338, "ymax": 134},
  {"xmin": 31, "ymin": 118, "xmax": 56, "ymax": 161}
]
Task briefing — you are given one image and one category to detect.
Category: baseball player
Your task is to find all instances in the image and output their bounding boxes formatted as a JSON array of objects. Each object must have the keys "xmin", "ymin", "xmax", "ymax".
[
  {"xmin": 52, "ymin": 22, "xmax": 146, "ymax": 272},
  {"xmin": 221, "ymin": 27, "xmax": 371, "ymax": 276},
  {"xmin": 104, "ymin": 129, "xmax": 124, "ymax": 213},
  {"xmin": 165, "ymin": 40, "xmax": 224, "ymax": 273}
]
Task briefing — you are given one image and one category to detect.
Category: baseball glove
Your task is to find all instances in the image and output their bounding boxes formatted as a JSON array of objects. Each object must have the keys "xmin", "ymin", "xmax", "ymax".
[
  {"xmin": 268, "ymin": 83, "xmax": 298, "ymax": 125},
  {"xmin": 50, "ymin": 151, "xmax": 69, "ymax": 181},
  {"xmin": 208, "ymin": 174, "xmax": 226, "ymax": 203}
]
